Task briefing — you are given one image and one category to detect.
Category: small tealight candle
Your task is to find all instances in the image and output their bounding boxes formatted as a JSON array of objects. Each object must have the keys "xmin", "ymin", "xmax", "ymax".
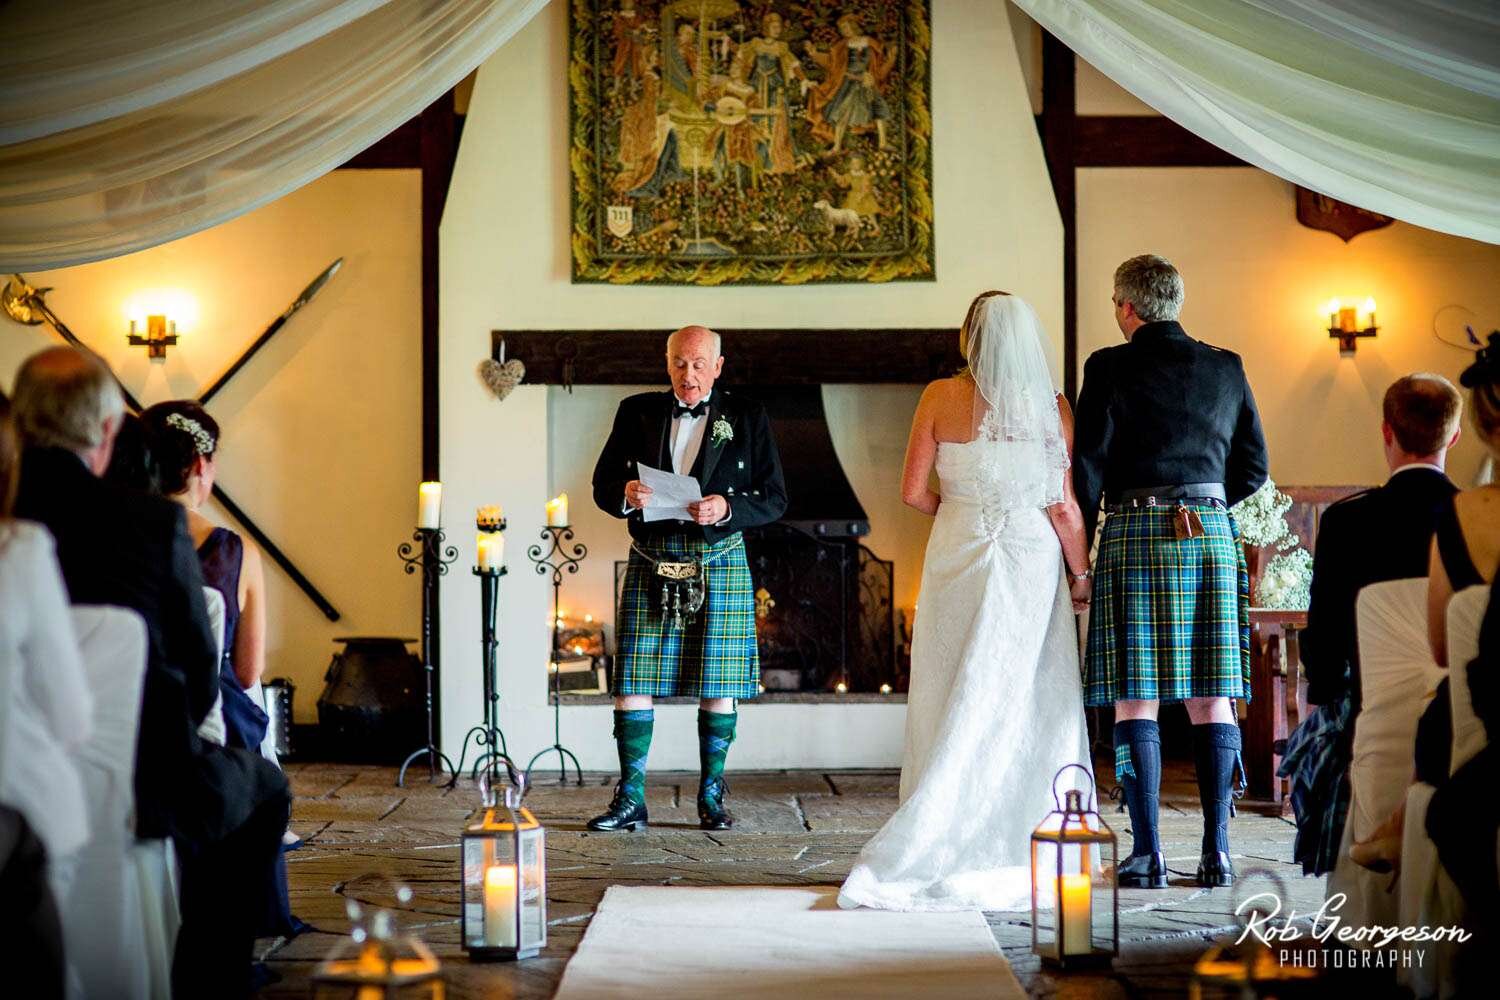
[
  {"xmin": 477, "ymin": 533, "xmax": 504, "ymax": 571},
  {"xmin": 484, "ymin": 864, "xmax": 518, "ymax": 948},
  {"xmin": 1060, "ymin": 872, "xmax": 1093, "ymax": 955},
  {"xmin": 835, "ymin": 681, "xmax": 848, "ymax": 694},
  {"xmin": 880, "ymin": 683, "xmax": 893, "ymax": 695},
  {"xmin": 546, "ymin": 493, "xmax": 569, "ymax": 526},
  {"xmin": 417, "ymin": 482, "xmax": 442, "ymax": 529}
]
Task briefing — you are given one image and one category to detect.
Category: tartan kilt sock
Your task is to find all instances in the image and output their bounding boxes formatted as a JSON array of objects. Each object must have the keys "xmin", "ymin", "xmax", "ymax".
[
  {"xmin": 698, "ymin": 709, "xmax": 736, "ymax": 793},
  {"xmin": 1194, "ymin": 723, "xmax": 1242, "ymax": 855},
  {"xmin": 614, "ymin": 709, "xmax": 654, "ymax": 803},
  {"xmin": 1115, "ymin": 719, "xmax": 1162, "ymax": 856}
]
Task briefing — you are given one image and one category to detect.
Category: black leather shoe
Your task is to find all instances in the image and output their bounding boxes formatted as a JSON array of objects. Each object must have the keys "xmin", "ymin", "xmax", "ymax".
[
  {"xmin": 1117, "ymin": 851, "xmax": 1168, "ymax": 888},
  {"xmin": 698, "ymin": 778, "xmax": 734, "ymax": 830},
  {"xmin": 1197, "ymin": 850, "xmax": 1235, "ymax": 887},
  {"xmin": 586, "ymin": 786, "xmax": 649, "ymax": 832}
]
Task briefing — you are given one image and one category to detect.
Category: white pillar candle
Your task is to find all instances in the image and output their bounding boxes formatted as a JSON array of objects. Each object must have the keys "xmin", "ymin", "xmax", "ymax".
[
  {"xmin": 417, "ymin": 481, "xmax": 443, "ymax": 529},
  {"xmin": 478, "ymin": 533, "xmax": 504, "ymax": 571},
  {"xmin": 1059, "ymin": 873, "xmax": 1092, "ymax": 955},
  {"xmin": 484, "ymin": 864, "xmax": 518, "ymax": 947},
  {"xmin": 546, "ymin": 493, "xmax": 569, "ymax": 527}
]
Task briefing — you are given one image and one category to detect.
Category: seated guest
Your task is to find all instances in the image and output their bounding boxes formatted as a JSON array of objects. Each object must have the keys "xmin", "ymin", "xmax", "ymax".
[
  {"xmin": 142, "ymin": 401, "xmax": 269, "ymax": 751},
  {"xmin": 0, "ymin": 394, "xmax": 89, "ymax": 997},
  {"xmin": 1282, "ymin": 374, "xmax": 1460, "ymax": 873},
  {"xmin": 1350, "ymin": 344, "xmax": 1500, "ymax": 872},
  {"xmin": 141, "ymin": 399, "xmax": 307, "ymax": 936},
  {"xmin": 10, "ymin": 347, "xmax": 288, "ymax": 998}
]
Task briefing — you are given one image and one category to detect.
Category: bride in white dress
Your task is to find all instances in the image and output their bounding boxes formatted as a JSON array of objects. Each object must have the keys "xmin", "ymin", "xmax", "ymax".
[{"xmin": 839, "ymin": 291, "xmax": 1096, "ymax": 912}]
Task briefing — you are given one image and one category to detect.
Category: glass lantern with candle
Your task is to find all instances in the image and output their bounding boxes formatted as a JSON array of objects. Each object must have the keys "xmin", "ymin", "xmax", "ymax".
[
  {"xmin": 313, "ymin": 895, "xmax": 444, "ymax": 1000},
  {"xmin": 461, "ymin": 773, "xmax": 546, "ymax": 961},
  {"xmin": 1030, "ymin": 764, "xmax": 1117, "ymax": 969}
]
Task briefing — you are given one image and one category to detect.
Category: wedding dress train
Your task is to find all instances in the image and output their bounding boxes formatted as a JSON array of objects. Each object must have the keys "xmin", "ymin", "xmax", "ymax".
[{"xmin": 838, "ymin": 437, "xmax": 1093, "ymax": 912}]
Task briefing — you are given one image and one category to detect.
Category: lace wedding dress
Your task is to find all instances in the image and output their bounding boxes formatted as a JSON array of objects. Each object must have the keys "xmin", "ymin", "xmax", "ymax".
[{"xmin": 838, "ymin": 433, "xmax": 1093, "ymax": 912}]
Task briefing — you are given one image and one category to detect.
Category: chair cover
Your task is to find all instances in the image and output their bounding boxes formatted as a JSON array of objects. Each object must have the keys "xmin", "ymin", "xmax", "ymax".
[
  {"xmin": 194, "ymin": 587, "xmax": 228, "ymax": 746},
  {"xmin": 1332, "ymin": 579, "xmax": 1444, "ymax": 932},
  {"xmin": 1447, "ymin": 585, "xmax": 1491, "ymax": 772},
  {"xmin": 62, "ymin": 605, "xmax": 178, "ymax": 1000}
]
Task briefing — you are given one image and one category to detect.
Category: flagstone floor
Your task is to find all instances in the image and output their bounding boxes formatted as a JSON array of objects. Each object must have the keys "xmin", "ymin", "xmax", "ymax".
[{"xmin": 259, "ymin": 760, "xmax": 1337, "ymax": 999}]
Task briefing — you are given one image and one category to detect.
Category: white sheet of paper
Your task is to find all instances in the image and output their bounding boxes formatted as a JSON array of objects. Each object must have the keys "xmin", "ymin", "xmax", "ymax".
[{"xmin": 637, "ymin": 463, "xmax": 703, "ymax": 522}]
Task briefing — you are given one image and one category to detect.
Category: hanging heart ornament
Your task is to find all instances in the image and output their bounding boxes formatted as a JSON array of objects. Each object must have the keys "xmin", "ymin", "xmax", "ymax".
[{"xmin": 478, "ymin": 357, "xmax": 525, "ymax": 401}]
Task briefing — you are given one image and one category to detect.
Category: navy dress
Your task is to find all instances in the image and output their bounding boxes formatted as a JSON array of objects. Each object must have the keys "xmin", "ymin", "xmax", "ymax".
[
  {"xmin": 199, "ymin": 528, "xmax": 269, "ymax": 751},
  {"xmin": 199, "ymin": 527, "xmax": 300, "ymax": 936}
]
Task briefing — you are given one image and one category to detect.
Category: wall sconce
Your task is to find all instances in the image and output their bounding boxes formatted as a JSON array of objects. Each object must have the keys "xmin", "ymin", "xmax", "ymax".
[
  {"xmin": 1324, "ymin": 297, "xmax": 1378, "ymax": 355},
  {"xmin": 127, "ymin": 314, "xmax": 178, "ymax": 361}
]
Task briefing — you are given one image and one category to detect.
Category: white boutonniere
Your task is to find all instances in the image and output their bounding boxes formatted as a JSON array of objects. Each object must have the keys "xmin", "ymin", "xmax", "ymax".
[{"xmin": 711, "ymin": 417, "xmax": 733, "ymax": 447}]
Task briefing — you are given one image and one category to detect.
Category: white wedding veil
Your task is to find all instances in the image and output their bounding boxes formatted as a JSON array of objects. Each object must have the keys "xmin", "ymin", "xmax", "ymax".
[{"xmin": 960, "ymin": 291, "xmax": 1070, "ymax": 510}]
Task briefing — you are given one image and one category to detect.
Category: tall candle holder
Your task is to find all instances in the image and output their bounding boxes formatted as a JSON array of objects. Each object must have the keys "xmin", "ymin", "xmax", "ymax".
[
  {"xmin": 453, "ymin": 518, "xmax": 515, "ymax": 788},
  {"xmin": 396, "ymin": 527, "xmax": 459, "ymax": 787},
  {"xmin": 525, "ymin": 524, "xmax": 587, "ymax": 786}
]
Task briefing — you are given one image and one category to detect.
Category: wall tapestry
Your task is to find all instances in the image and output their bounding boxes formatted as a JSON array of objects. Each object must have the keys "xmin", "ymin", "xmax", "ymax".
[{"xmin": 569, "ymin": 0, "xmax": 933, "ymax": 285}]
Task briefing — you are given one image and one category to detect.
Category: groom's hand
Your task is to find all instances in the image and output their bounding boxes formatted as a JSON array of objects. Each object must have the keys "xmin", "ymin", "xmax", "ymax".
[
  {"xmin": 688, "ymin": 495, "xmax": 729, "ymax": 525},
  {"xmin": 1069, "ymin": 575, "xmax": 1092, "ymax": 613},
  {"xmin": 624, "ymin": 480, "xmax": 653, "ymax": 509}
]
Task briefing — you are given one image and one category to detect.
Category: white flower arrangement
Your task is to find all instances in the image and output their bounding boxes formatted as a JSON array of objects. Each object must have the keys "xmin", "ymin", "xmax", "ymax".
[
  {"xmin": 165, "ymin": 412, "xmax": 215, "ymax": 455},
  {"xmin": 1257, "ymin": 548, "xmax": 1314, "ymax": 610},
  {"xmin": 711, "ymin": 417, "xmax": 733, "ymax": 447},
  {"xmin": 1231, "ymin": 479, "xmax": 1297, "ymax": 549}
]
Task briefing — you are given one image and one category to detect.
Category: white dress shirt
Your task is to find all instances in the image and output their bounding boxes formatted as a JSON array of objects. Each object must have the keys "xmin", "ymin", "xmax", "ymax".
[{"xmin": 669, "ymin": 392, "xmax": 711, "ymax": 475}]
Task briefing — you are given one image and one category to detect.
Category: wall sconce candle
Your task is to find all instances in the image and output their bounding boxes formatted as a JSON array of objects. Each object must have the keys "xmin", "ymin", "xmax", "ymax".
[
  {"xmin": 127, "ymin": 313, "xmax": 178, "ymax": 361},
  {"xmin": 1324, "ymin": 296, "xmax": 1378, "ymax": 355}
]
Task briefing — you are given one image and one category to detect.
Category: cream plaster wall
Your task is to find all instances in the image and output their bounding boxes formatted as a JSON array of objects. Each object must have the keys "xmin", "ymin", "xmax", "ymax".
[
  {"xmin": 1, "ymin": 172, "xmax": 423, "ymax": 720},
  {"xmin": 440, "ymin": 0, "xmax": 1063, "ymax": 768},
  {"xmin": 1077, "ymin": 168, "xmax": 1500, "ymax": 488}
]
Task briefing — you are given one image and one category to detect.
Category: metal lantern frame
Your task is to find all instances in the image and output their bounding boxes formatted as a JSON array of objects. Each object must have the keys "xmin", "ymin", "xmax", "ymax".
[
  {"xmin": 461, "ymin": 772, "xmax": 547, "ymax": 961},
  {"xmin": 1030, "ymin": 763, "xmax": 1119, "ymax": 969},
  {"xmin": 312, "ymin": 894, "xmax": 445, "ymax": 1000}
]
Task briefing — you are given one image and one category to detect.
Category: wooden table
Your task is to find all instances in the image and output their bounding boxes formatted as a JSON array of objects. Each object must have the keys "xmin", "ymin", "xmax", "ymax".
[{"xmin": 1243, "ymin": 609, "xmax": 1308, "ymax": 809}]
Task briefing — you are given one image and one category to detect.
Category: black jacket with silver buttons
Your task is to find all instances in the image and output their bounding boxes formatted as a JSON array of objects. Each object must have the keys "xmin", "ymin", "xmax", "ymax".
[{"xmin": 592, "ymin": 388, "xmax": 789, "ymax": 543}]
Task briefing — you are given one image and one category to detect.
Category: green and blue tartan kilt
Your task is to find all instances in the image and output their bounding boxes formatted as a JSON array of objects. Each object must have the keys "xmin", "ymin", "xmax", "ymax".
[
  {"xmin": 1083, "ymin": 505, "xmax": 1251, "ymax": 707},
  {"xmin": 614, "ymin": 532, "xmax": 760, "ymax": 699}
]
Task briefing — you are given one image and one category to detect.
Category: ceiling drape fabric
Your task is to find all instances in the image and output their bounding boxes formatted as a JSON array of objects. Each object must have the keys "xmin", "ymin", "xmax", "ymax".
[
  {"xmin": 0, "ymin": 0, "xmax": 550, "ymax": 270},
  {"xmin": 1010, "ymin": 0, "xmax": 1500, "ymax": 244}
]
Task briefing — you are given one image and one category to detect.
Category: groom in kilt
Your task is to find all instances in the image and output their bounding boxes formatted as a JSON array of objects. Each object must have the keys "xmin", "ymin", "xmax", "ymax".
[
  {"xmin": 1074, "ymin": 255, "xmax": 1269, "ymax": 889},
  {"xmin": 588, "ymin": 325, "xmax": 787, "ymax": 832}
]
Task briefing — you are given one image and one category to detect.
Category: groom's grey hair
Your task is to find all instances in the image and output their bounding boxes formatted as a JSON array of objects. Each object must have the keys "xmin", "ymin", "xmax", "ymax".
[{"xmin": 1114, "ymin": 254, "xmax": 1184, "ymax": 323}]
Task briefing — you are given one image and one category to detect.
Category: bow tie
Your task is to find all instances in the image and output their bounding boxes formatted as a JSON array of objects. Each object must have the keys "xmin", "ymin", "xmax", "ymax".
[{"xmin": 674, "ymin": 400, "xmax": 709, "ymax": 418}]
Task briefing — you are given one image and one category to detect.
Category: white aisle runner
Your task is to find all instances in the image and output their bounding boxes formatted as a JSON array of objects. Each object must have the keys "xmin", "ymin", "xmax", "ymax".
[{"xmin": 553, "ymin": 886, "xmax": 1025, "ymax": 999}]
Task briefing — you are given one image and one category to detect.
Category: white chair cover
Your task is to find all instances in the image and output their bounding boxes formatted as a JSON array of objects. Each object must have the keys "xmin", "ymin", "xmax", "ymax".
[
  {"xmin": 194, "ymin": 587, "xmax": 227, "ymax": 747},
  {"xmin": 1447, "ymin": 585, "xmax": 1491, "ymax": 772},
  {"xmin": 1397, "ymin": 782, "xmax": 1460, "ymax": 998},
  {"xmin": 1332, "ymin": 579, "xmax": 1445, "ymax": 933},
  {"xmin": 62, "ymin": 605, "xmax": 177, "ymax": 1000}
]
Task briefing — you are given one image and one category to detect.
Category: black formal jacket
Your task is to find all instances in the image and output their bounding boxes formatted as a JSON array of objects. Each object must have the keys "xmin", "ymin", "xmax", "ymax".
[
  {"xmin": 592, "ymin": 389, "xmax": 788, "ymax": 543},
  {"xmin": 15, "ymin": 447, "xmax": 286, "ymax": 847},
  {"xmin": 1073, "ymin": 321, "xmax": 1269, "ymax": 539},
  {"xmin": 1301, "ymin": 467, "xmax": 1458, "ymax": 708}
]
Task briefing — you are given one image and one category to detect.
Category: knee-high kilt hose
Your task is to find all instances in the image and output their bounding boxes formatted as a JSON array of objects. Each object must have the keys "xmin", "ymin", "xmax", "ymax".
[
  {"xmin": 614, "ymin": 532, "xmax": 760, "ymax": 699},
  {"xmin": 1084, "ymin": 504, "xmax": 1251, "ymax": 707}
]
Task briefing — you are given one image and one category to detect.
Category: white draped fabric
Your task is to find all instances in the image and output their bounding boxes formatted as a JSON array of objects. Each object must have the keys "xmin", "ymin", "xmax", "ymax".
[
  {"xmin": 1011, "ymin": 0, "xmax": 1500, "ymax": 244},
  {"xmin": 0, "ymin": 0, "xmax": 550, "ymax": 270}
]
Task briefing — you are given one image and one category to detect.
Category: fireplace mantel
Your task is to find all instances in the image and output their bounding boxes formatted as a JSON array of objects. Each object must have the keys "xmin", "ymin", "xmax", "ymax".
[{"xmin": 492, "ymin": 329, "xmax": 963, "ymax": 386}]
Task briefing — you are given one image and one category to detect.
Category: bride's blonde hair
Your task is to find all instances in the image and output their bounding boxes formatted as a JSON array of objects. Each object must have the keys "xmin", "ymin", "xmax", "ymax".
[{"xmin": 958, "ymin": 290, "xmax": 1011, "ymax": 371}]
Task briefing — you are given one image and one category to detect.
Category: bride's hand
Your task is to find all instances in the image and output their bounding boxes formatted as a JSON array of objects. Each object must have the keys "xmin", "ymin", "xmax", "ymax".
[{"xmin": 1068, "ymin": 575, "xmax": 1092, "ymax": 613}]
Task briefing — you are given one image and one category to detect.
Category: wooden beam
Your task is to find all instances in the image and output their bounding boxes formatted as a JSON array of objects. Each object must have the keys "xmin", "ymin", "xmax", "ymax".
[
  {"xmin": 338, "ymin": 119, "xmax": 422, "ymax": 169},
  {"xmin": 493, "ymin": 329, "xmax": 964, "ymax": 386},
  {"xmin": 1038, "ymin": 32, "xmax": 1078, "ymax": 403},
  {"xmin": 1074, "ymin": 116, "xmax": 1247, "ymax": 168}
]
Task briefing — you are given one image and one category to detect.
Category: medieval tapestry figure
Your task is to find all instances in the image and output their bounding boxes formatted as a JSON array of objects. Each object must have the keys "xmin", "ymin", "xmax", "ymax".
[{"xmin": 571, "ymin": 0, "xmax": 933, "ymax": 285}]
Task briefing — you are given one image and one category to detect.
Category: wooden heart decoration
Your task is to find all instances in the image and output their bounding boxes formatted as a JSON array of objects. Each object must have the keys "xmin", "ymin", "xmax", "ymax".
[{"xmin": 478, "ymin": 357, "xmax": 525, "ymax": 401}]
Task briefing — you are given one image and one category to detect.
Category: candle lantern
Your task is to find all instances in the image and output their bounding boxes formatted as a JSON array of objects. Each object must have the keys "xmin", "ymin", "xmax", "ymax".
[
  {"xmin": 1030, "ymin": 763, "xmax": 1118, "ymax": 969},
  {"xmin": 313, "ymin": 895, "xmax": 444, "ymax": 999},
  {"xmin": 1189, "ymin": 871, "xmax": 1318, "ymax": 999},
  {"xmin": 461, "ymin": 773, "xmax": 547, "ymax": 961}
]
